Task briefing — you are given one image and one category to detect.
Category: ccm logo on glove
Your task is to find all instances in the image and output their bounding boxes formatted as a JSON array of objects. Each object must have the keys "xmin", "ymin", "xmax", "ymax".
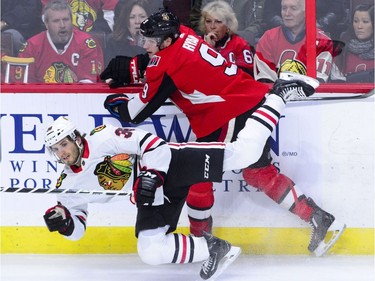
[{"xmin": 133, "ymin": 169, "xmax": 166, "ymax": 206}]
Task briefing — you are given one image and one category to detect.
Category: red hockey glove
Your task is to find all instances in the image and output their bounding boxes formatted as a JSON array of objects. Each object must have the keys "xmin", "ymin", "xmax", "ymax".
[
  {"xmin": 133, "ymin": 169, "xmax": 166, "ymax": 206},
  {"xmin": 44, "ymin": 203, "xmax": 74, "ymax": 236}
]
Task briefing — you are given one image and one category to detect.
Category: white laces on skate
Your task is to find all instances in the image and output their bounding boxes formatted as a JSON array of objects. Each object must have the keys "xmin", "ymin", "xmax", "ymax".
[
  {"xmin": 201, "ymin": 254, "xmax": 215, "ymax": 275},
  {"xmin": 308, "ymin": 218, "xmax": 318, "ymax": 246}
]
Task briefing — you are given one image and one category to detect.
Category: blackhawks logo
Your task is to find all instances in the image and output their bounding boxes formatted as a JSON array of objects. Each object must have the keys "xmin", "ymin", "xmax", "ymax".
[
  {"xmin": 44, "ymin": 62, "xmax": 78, "ymax": 83},
  {"xmin": 94, "ymin": 154, "xmax": 134, "ymax": 190},
  {"xmin": 90, "ymin": 125, "xmax": 106, "ymax": 135},
  {"xmin": 85, "ymin": 38, "xmax": 97, "ymax": 49}
]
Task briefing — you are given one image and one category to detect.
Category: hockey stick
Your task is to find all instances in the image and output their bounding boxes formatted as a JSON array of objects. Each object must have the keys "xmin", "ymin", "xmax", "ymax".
[
  {"xmin": 290, "ymin": 88, "xmax": 374, "ymax": 102},
  {"xmin": 0, "ymin": 187, "xmax": 132, "ymax": 197},
  {"xmin": 160, "ymin": 89, "xmax": 375, "ymax": 105}
]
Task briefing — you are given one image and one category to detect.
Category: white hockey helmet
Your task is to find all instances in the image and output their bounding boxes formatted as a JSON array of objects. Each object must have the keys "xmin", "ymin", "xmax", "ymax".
[{"xmin": 45, "ymin": 116, "xmax": 77, "ymax": 147}]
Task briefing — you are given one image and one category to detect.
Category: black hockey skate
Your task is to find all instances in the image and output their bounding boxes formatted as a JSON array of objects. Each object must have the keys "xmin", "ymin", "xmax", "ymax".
[
  {"xmin": 270, "ymin": 72, "xmax": 320, "ymax": 102},
  {"xmin": 200, "ymin": 232, "xmax": 241, "ymax": 280},
  {"xmin": 307, "ymin": 198, "xmax": 346, "ymax": 257}
]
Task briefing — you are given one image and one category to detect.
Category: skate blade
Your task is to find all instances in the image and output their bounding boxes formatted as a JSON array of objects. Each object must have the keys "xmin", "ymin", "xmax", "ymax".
[
  {"xmin": 198, "ymin": 246, "xmax": 241, "ymax": 281},
  {"xmin": 313, "ymin": 221, "xmax": 346, "ymax": 257},
  {"xmin": 279, "ymin": 71, "xmax": 320, "ymax": 89}
]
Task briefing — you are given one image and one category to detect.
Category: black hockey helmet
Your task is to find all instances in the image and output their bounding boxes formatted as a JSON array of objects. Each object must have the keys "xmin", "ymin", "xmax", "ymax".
[{"xmin": 140, "ymin": 10, "xmax": 180, "ymax": 40}]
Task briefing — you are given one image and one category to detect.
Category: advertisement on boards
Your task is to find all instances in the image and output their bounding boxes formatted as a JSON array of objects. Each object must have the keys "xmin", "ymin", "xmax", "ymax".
[{"xmin": 0, "ymin": 92, "xmax": 373, "ymax": 228}]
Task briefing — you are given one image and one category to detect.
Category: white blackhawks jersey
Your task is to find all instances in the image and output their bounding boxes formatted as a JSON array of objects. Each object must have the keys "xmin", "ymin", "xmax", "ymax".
[{"xmin": 53, "ymin": 124, "xmax": 171, "ymax": 240}]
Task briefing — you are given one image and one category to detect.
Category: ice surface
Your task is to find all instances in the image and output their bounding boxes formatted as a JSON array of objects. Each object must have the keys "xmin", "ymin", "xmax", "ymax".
[{"xmin": 1, "ymin": 254, "xmax": 374, "ymax": 281}]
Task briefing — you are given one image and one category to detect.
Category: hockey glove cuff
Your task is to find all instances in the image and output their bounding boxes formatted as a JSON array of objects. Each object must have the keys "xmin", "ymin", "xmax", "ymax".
[{"xmin": 104, "ymin": 94, "xmax": 130, "ymax": 119}]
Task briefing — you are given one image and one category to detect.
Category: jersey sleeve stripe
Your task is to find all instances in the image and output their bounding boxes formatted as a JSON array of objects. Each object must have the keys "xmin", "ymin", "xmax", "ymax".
[{"xmin": 140, "ymin": 133, "xmax": 166, "ymax": 153}]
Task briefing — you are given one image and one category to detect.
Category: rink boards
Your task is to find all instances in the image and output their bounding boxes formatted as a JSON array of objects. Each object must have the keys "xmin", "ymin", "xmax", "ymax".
[{"xmin": 0, "ymin": 90, "xmax": 374, "ymax": 254}]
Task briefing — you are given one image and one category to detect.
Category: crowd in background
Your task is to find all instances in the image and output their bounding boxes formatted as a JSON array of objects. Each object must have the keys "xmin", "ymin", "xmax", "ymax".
[{"xmin": 1, "ymin": 0, "xmax": 373, "ymax": 83}]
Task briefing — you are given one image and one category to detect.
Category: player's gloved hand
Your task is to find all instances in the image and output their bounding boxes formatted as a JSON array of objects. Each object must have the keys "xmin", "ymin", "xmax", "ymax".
[
  {"xmin": 44, "ymin": 203, "xmax": 74, "ymax": 236},
  {"xmin": 100, "ymin": 56, "xmax": 132, "ymax": 88},
  {"xmin": 104, "ymin": 93, "xmax": 130, "ymax": 119},
  {"xmin": 134, "ymin": 169, "xmax": 166, "ymax": 206}
]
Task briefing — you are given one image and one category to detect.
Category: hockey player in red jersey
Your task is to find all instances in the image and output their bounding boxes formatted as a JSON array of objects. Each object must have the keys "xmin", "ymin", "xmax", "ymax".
[
  {"xmin": 16, "ymin": 0, "xmax": 103, "ymax": 83},
  {"xmin": 254, "ymin": 0, "xmax": 334, "ymax": 82},
  {"xmin": 100, "ymin": 10, "xmax": 345, "ymax": 257},
  {"xmin": 43, "ymin": 87, "xmax": 315, "ymax": 280}
]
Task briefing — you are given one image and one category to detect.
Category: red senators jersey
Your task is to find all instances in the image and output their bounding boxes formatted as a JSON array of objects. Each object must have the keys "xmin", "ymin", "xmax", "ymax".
[
  {"xmin": 41, "ymin": 0, "xmax": 118, "ymax": 32},
  {"xmin": 128, "ymin": 25, "xmax": 268, "ymax": 138},
  {"xmin": 344, "ymin": 52, "xmax": 374, "ymax": 74},
  {"xmin": 18, "ymin": 29, "xmax": 103, "ymax": 83},
  {"xmin": 212, "ymin": 34, "xmax": 254, "ymax": 75},
  {"xmin": 255, "ymin": 26, "xmax": 333, "ymax": 82}
]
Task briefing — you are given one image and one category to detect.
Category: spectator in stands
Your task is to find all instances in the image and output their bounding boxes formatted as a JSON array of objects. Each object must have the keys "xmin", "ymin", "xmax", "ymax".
[
  {"xmin": 254, "ymin": 0, "xmax": 334, "ymax": 82},
  {"xmin": 198, "ymin": 0, "xmax": 254, "ymax": 76},
  {"xmin": 190, "ymin": 0, "xmax": 265, "ymax": 46},
  {"xmin": 16, "ymin": 0, "xmax": 103, "ymax": 83},
  {"xmin": 337, "ymin": 4, "xmax": 374, "ymax": 82},
  {"xmin": 262, "ymin": 0, "xmax": 348, "ymax": 40},
  {"xmin": 163, "ymin": 0, "xmax": 193, "ymax": 27},
  {"xmin": 104, "ymin": 0, "xmax": 159, "ymax": 67},
  {"xmin": 262, "ymin": 0, "xmax": 283, "ymax": 32},
  {"xmin": 41, "ymin": 0, "xmax": 118, "ymax": 34},
  {"xmin": 1, "ymin": 0, "xmax": 44, "ymax": 56}
]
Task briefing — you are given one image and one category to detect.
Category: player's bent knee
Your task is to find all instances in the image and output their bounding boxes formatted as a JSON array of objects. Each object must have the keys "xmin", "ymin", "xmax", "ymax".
[{"xmin": 137, "ymin": 227, "xmax": 169, "ymax": 265}]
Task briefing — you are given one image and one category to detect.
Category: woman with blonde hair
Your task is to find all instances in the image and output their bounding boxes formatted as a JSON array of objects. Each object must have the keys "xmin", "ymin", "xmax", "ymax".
[{"xmin": 198, "ymin": 0, "xmax": 254, "ymax": 75}]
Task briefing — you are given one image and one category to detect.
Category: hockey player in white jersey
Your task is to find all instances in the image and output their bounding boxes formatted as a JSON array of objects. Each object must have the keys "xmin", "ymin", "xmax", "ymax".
[{"xmin": 43, "ymin": 73, "xmax": 342, "ymax": 280}]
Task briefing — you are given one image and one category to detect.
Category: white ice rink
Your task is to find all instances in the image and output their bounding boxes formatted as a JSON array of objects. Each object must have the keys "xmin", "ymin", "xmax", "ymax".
[{"xmin": 1, "ymin": 254, "xmax": 374, "ymax": 281}]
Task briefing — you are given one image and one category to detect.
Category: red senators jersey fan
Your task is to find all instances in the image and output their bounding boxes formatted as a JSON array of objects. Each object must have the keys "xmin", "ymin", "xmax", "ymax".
[
  {"xmin": 210, "ymin": 34, "xmax": 254, "ymax": 76},
  {"xmin": 17, "ymin": 29, "xmax": 103, "ymax": 83},
  {"xmin": 128, "ymin": 25, "xmax": 268, "ymax": 138},
  {"xmin": 344, "ymin": 52, "xmax": 374, "ymax": 74},
  {"xmin": 255, "ymin": 26, "xmax": 334, "ymax": 82}
]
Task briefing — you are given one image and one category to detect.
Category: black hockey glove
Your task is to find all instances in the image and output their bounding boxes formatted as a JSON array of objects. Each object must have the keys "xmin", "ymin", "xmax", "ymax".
[
  {"xmin": 134, "ymin": 169, "xmax": 166, "ymax": 206},
  {"xmin": 104, "ymin": 93, "xmax": 130, "ymax": 119},
  {"xmin": 44, "ymin": 203, "xmax": 74, "ymax": 236},
  {"xmin": 100, "ymin": 56, "xmax": 132, "ymax": 88}
]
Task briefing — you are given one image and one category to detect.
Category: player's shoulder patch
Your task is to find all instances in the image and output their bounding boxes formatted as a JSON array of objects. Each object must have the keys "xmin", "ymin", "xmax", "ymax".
[
  {"xmin": 85, "ymin": 38, "xmax": 97, "ymax": 49},
  {"xmin": 148, "ymin": 55, "xmax": 161, "ymax": 67},
  {"xmin": 90, "ymin": 124, "xmax": 106, "ymax": 135},
  {"xmin": 18, "ymin": 42, "xmax": 28, "ymax": 53},
  {"xmin": 56, "ymin": 172, "xmax": 67, "ymax": 188}
]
